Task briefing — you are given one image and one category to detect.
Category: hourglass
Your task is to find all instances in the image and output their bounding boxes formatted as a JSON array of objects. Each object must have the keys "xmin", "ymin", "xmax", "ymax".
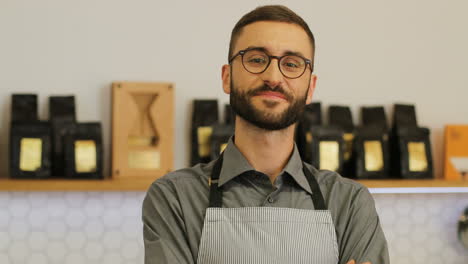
[{"xmin": 128, "ymin": 94, "xmax": 160, "ymax": 148}]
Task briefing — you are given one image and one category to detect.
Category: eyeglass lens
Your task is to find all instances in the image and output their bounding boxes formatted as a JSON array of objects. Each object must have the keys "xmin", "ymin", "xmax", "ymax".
[{"xmin": 241, "ymin": 49, "xmax": 306, "ymax": 78}]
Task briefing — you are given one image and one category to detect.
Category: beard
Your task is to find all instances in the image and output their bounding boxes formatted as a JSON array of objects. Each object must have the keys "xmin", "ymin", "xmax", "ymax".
[{"xmin": 229, "ymin": 78, "xmax": 309, "ymax": 131}]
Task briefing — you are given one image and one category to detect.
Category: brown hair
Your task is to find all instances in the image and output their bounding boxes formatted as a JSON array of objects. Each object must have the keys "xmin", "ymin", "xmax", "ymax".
[{"xmin": 228, "ymin": 5, "xmax": 315, "ymax": 69}]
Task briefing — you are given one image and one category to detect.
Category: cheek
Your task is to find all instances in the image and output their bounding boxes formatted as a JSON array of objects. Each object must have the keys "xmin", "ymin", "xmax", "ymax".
[
  {"xmin": 287, "ymin": 79, "xmax": 309, "ymax": 98},
  {"xmin": 285, "ymin": 79, "xmax": 300, "ymax": 92},
  {"xmin": 232, "ymin": 66, "xmax": 262, "ymax": 90},
  {"xmin": 231, "ymin": 65, "xmax": 245, "ymax": 81}
]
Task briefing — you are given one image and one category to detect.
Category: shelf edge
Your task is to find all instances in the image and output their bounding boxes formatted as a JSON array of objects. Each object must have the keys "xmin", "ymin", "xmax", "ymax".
[{"xmin": 369, "ymin": 187, "xmax": 468, "ymax": 194}]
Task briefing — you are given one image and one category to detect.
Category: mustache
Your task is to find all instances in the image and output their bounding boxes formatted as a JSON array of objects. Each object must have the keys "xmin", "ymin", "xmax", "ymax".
[{"xmin": 246, "ymin": 85, "xmax": 293, "ymax": 101}]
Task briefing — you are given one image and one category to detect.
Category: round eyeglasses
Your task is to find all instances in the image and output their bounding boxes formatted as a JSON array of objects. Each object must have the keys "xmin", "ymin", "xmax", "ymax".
[{"xmin": 228, "ymin": 48, "xmax": 313, "ymax": 79}]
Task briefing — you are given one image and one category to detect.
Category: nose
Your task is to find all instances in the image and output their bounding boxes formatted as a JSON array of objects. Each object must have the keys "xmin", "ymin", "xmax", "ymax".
[{"xmin": 260, "ymin": 58, "xmax": 283, "ymax": 89}]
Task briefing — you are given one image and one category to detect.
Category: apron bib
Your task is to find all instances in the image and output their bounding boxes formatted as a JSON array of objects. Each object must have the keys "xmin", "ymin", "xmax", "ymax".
[{"xmin": 197, "ymin": 154, "xmax": 339, "ymax": 264}]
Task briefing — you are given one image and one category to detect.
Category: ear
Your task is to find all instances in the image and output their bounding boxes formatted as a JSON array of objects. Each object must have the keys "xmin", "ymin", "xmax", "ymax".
[
  {"xmin": 306, "ymin": 74, "xmax": 317, "ymax": 105},
  {"xmin": 221, "ymin": 64, "xmax": 231, "ymax": 94}
]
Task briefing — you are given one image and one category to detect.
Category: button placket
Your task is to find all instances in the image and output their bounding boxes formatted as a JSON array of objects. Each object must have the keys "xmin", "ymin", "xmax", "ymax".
[{"xmin": 265, "ymin": 178, "xmax": 283, "ymax": 205}]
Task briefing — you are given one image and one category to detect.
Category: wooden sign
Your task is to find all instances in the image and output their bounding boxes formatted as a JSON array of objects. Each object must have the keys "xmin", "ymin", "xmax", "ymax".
[
  {"xmin": 444, "ymin": 125, "xmax": 468, "ymax": 181},
  {"xmin": 112, "ymin": 82, "xmax": 174, "ymax": 179}
]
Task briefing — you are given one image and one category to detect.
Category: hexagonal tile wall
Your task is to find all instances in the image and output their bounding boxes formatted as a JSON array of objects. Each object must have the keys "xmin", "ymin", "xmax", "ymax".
[
  {"xmin": 0, "ymin": 191, "xmax": 467, "ymax": 263},
  {"xmin": 0, "ymin": 192, "xmax": 146, "ymax": 264},
  {"xmin": 373, "ymin": 193, "xmax": 468, "ymax": 263}
]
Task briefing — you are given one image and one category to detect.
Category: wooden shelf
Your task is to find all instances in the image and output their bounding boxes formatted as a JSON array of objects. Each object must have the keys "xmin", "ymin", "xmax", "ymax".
[
  {"xmin": 0, "ymin": 178, "xmax": 467, "ymax": 192},
  {"xmin": 0, "ymin": 178, "xmax": 156, "ymax": 191},
  {"xmin": 358, "ymin": 179, "xmax": 468, "ymax": 188}
]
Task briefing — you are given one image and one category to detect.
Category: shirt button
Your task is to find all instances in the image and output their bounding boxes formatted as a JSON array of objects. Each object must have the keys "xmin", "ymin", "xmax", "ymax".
[{"xmin": 268, "ymin": 197, "xmax": 275, "ymax": 203}]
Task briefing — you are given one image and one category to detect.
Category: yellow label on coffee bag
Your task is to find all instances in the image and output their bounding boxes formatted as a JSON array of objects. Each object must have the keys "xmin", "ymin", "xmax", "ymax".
[
  {"xmin": 320, "ymin": 141, "xmax": 339, "ymax": 171},
  {"xmin": 364, "ymin": 140, "xmax": 383, "ymax": 171},
  {"xmin": 75, "ymin": 140, "xmax": 97, "ymax": 173},
  {"xmin": 197, "ymin": 126, "xmax": 213, "ymax": 157},
  {"xmin": 20, "ymin": 138, "xmax": 42, "ymax": 171},
  {"xmin": 408, "ymin": 142, "xmax": 428, "ymax": 172}
]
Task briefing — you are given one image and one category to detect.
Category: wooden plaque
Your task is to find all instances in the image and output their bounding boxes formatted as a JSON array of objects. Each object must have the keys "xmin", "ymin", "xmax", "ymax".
[{"xmin": 112, "ymin": 82, "xmax": 174, "ymax": 179}]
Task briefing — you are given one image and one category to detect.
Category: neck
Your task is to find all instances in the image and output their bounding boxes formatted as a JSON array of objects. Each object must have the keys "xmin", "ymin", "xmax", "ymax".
[{"xmin": 233, "ymin": 117, "xmax": 296, "ymax": 183}]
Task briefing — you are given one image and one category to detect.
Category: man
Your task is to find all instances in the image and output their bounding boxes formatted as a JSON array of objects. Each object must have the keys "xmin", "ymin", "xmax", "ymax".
[{"xmin": 143, "ymin": 5, "xmax": 389, "ymax": 264}]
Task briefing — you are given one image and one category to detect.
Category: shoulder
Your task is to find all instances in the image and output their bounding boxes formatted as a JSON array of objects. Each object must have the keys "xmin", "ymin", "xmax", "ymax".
[
  {"xmin": 304, "ymin": 163, "xmax": 368, "ymax": 192},
  {"xmin": 145, "ymin": 159, "xmax": 216, "ymax": 195},
  {"xmin": 142, "ymin": 160, "xmax": 215, "ymax": 215},
  {"xmin": 303, "ymin": 163, "xmax": 374, "ymax": 209}
]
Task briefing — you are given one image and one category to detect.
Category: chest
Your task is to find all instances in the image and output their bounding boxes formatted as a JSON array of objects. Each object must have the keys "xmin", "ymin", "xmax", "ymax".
[{"xmin": 177, "ymin": 178, "xmax": 317, "ymax": 261}]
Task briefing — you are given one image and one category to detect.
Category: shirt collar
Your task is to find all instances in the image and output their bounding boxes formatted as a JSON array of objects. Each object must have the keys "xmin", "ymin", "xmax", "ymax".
[{"xmin": 217, "ymin": 136, "xmax": 313, "ymax": 194}]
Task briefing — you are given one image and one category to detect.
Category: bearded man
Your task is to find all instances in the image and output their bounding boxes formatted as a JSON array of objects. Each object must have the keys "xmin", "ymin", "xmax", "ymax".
[{"xmin": 143, "ymin": 5, "xmax": 389, "ymax": 264}]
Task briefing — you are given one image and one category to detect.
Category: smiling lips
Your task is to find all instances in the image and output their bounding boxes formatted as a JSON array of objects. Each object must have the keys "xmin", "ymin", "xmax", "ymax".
[{"xmin": 255, "ymin": 91, "xmax": 287, "ymax": 100}]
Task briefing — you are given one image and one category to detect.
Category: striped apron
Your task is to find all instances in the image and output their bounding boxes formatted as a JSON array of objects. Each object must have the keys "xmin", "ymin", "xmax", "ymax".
[{"xmin": 196, "ymin": 153, "xmax": 339, "ymax": 264}]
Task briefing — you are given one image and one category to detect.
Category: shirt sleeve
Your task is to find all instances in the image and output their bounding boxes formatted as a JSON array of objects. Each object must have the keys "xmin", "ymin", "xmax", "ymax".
[
  {"xmin": 338, "ymin": 187, "xmax": 390, "ymax": 264},
  {"xmin": 142, "ymin": 180, "xmax": 195, "ymax": 264}
]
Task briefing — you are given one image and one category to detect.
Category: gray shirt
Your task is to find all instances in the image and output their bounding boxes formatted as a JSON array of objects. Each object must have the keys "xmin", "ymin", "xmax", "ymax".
[{"xmin": 142, "ymin": 138, "xmax": 390, "ymax": 264}]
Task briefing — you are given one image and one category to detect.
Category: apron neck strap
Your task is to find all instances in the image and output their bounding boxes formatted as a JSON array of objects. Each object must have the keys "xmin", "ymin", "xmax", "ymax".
[
  {"xmin": 208, "ymin": 153, "xmax": 224, "ymax": 208},
  {"xmin": 302, "ymin": 163, "xmax": 327, "ymax": 210},
  {"xmin": 208, "ymin": 153, "xmax": 327, "ymax": 210}
]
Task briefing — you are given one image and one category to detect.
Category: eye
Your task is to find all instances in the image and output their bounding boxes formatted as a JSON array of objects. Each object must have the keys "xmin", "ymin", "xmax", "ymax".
[
  {"xmin": 243, "ymin": 49, "xmax": 269, "ymax": 67},
  {"xmin": 284, "ymin": 62, "xmax": 299, "ymax": 68},
  {"xmin": 281, "ymin": 56, "xmax": 304, "ymax": 71},
  {"xmin": 247, "ymin": 56, "xmax": 267, "ymax": 65}
]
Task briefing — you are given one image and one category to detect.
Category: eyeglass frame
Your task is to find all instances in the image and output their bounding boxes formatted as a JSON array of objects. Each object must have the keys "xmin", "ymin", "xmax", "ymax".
[{"xmin": 228, "ymin": 47, "xmax": 314, "ymax": 79}]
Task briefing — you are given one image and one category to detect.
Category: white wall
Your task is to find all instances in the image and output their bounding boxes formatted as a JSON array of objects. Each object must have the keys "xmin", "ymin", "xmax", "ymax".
[{"xmin": 1, "ymin": 0, "xmax": 467, "ymax": 177}]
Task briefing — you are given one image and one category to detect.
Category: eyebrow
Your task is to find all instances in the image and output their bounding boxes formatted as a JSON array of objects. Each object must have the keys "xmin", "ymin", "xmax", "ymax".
[{"xmin": 245, "ymin": 46, "xmax": 307, "ymax": 58}]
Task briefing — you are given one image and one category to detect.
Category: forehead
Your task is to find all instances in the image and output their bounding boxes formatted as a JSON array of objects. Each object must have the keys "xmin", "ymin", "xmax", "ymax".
[{"xmin": 234, "ymin": 21, "xmax": 313, "ymax": 58}]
